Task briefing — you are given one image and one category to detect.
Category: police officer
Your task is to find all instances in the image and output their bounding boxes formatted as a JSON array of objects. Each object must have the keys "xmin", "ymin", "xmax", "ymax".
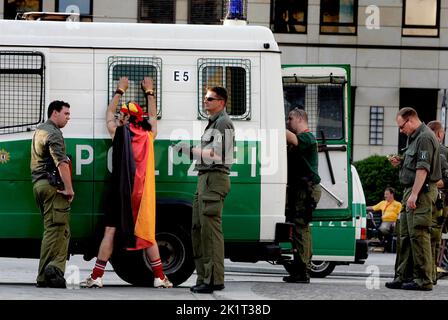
[
  {"xmin": 427, "ymin": 120, "xmax": 448, "ymax": 284},
  {"xmin": 386, "ymin": 107, "xmax": 441, "ymax": 291},
  {"xmin": 31, "ymin": 100, "xmax": 74, "ymax": 288},
  {"xmin": 283, "ymin": 108, "xmax": 321, "ymax": 283},
  {"xmin": 175, "ymin": 87, "xmax": 234, "ymax": 293}
]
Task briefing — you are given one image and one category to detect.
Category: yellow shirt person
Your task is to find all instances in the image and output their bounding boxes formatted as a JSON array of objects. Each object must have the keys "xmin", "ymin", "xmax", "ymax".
[{"xmin": 371, "ymin": 199, "xmax": 402, "ymax": 222}]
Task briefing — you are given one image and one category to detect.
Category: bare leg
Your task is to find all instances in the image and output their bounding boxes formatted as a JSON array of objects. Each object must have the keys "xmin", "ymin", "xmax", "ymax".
[
  {"xmin": 81, "ymin": 227, "xmax": 116, "ymax": 287},
  {"xmin": 145, "ymin": 242, "xmax": 160, "ymax": 261},
  {"xmin": 97, "ymin": 227, "xmax": 116, "ymax": 261}
]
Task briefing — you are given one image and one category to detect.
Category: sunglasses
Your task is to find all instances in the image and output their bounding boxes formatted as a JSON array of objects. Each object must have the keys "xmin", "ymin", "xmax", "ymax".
[
  {"xmin": 204, "ymin": 97, "xmax": 223, "ymax": 102},
  {"xmin": 399, "ymin": 119, "xmax": 409, "ymax": 130}
]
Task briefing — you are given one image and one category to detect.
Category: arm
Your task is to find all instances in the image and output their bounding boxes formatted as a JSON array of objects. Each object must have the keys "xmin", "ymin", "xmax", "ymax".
[
  {"xmin": 286, "ymin": 129, "xmax": 298, "ymax": 146},
  {"xmin": 407, "ymin": 168, "xmax": 427, "ymax": 210},
  {"xmin": 48, "ymin": 134, "xmax": 74, "ymax": 202},
  {"xmin": 106, "ymin": 77, "xmax": 129, "ymax": 138},
  {"xmin": 194, "ymin": 125, "xmax": 234, "ymax": 164},
  {"xmin": 191, "ymin": 147, "xmax": 222, "ymax": 162},
  {"xmin": 57, "ymin": 161, "xmax": 74, "ymax": 203},
  {"xmin": 141, "ymin": 77, "xmax": 157, "ymax": 137}
]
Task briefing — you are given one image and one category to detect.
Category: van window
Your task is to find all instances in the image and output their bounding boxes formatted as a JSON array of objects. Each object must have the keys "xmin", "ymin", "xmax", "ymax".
[
  {"xmin": 0, "ymin": 51, "xmax": 45, "ymax": 135},
  {"xmin": 108, "ymin": 56, "xmax": 162, "ymax": 117},
  {"xmin": 283, "ymin": 82, "xmax": 344, "ymax": 140},
  {"xmin": 197, "ymin": 58, "xmax": 251, "ymax": 120}
]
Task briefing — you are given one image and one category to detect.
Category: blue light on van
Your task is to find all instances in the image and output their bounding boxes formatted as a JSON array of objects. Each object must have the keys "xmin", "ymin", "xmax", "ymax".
[{"xmin": 226, "ymin": 0, "xmax": 244, "ymax": 20}]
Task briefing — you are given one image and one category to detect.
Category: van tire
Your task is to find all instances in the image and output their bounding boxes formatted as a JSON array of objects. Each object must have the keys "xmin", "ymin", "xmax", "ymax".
[
  {"xmin": 309, "ymin": 261, "xmax": 336, "ymax": 278},
  {"xmin": 110, "ymin": 225, "xmax": 195, "ymax": 287}
]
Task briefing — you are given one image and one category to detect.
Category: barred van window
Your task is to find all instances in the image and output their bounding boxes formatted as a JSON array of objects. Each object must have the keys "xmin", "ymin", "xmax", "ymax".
[
  {"xmin": 139, "ymin": 0, "xmax": 175, "ymax": 23},
  {"xmin": 108, "ymin": 56, "xmax": 162, "ymax": 118},
  {"xmin": 0, "ymin": 51, "xmax": 45, "ymax": 135},
  {"xmin": 283, "ymin": 81, "xmax": 344, "ymax": 140},
  {"xmin": 197, "ymin": 58, "xmax": 251, "ymax": 120}
]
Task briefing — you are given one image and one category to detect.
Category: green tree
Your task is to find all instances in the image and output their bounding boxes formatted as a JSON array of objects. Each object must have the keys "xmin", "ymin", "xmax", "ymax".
[{"xmin": 353, "ymin": 155, "xmax": 403, "ymax": 205}]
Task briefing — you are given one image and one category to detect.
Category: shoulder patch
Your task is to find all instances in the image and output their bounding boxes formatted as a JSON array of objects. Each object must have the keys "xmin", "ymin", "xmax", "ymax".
[{"xmin": 419, "ymin": 150, "xmax": 428, "ymax": 161}]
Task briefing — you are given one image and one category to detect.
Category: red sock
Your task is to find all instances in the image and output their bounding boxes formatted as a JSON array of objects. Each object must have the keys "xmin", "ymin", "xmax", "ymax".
[
  {"xmin": 150, "ymin": 258, "xmax": 164, "ymax": 279},
  {"xmin": 91, "ymin": 259, "xmax": 107, "ymax": 280}
]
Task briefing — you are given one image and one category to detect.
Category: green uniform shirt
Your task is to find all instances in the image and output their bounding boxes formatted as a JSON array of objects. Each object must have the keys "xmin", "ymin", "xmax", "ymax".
[
  {"xmin": 440, "ymin": 144, "xmax": 448, "ymax": 187},
  {"xmin": 399, "ymin": 123, "xmax": 441, "ymax": 186},
  {"xmin": 30, "ymin": 120, "xmax": 69, "ymax": 183},
  {"xmin": 287, "ymin": 131, "xmax": 321, "ymax": 185},
  {"xmin": 195, "ymin": 109, "xmax": 235, "ymax": 174}
]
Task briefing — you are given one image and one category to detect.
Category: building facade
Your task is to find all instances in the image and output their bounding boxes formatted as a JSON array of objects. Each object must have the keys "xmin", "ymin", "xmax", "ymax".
[{"xmin": 1, "ymin": 0, "xmax": 447, "ymax": 161}]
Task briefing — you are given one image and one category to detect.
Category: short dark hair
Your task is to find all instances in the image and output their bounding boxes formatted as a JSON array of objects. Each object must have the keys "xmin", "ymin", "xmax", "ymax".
[
  {"xmin": 289, "ymin": 107, "xmax": 308, "ymax": 123},
  {"xmin": 427, "ymin": 120, "xmax": 443, "ymax": 133},
  {"xmin": 207, "ymin": 86, "xmax": 228, "ymax": 104},
  {"xmin": 397, "ymin": 107, "xmax": 418, "ymax": 121},
  {"xmin": 47, "ymin": 100, "xmax": 70, "ymax": 118},
  {"xmin": 385, "ymin": 187, "xmax": 395, "ymax": 195},
  {"xmin": 129, "ymin": 116, "xmax": 152, "ymax": 131}
]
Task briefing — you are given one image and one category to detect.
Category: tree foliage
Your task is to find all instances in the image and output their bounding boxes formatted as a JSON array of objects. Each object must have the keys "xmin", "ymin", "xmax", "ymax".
[{"xmin": 353, "ymin": 155, "xmax": 403, "ymax": 205}]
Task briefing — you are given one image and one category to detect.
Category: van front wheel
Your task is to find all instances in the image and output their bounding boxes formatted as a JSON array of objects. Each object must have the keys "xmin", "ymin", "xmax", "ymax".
[{"xmin": 110, "ymin": 225, "xmax": 195, "ymax": 287}]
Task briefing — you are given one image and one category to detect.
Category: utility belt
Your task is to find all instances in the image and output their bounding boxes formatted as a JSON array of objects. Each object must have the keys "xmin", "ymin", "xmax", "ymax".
[
  {"xmin": 44, "ymin": 163, "xmax": 64, "ymax": 190},
  {"xmin": 43, "ymin": 156, "xmax": 72, "ymax": 190},
  {"xmin": 287, "ymin": 178, "xmax": 319, "ymax": 224},
  {"xmin": 290, "ymin": 176, "xmax": 317, "ymax": 189},
  {"xmin": 402, "ymin": 181, "xmax": 437, "ymax": 189}
]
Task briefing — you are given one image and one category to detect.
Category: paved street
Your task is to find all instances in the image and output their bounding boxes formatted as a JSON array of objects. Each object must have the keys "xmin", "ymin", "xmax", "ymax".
[{"xmin": 0, "ymin": 251, "xmax": 447, "ymax": 301}]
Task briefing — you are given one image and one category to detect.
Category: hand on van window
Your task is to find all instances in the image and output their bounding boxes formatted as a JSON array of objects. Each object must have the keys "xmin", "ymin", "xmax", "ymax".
[
  {"xmin": 141, "ymin": 77, "xmax": 154, "ymax": 92},
  {"xmin": 117, "ymin": 77, "xmax": 129, "ymax": 92}
]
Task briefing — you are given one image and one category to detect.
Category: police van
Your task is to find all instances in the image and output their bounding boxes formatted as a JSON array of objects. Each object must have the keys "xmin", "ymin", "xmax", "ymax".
[{"xmin": 0, "ymin": 16, "xmax": 367, "ymax": 285}]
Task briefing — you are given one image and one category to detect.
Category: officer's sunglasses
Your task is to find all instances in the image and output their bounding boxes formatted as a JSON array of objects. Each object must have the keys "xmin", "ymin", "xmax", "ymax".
[
  {"xmin": 204, "ymin": 96, "xmax": 223, "ymax": 102},
  {"xmin": 399, "ymin": 119, "xmax": 409, "ymax": 130}
]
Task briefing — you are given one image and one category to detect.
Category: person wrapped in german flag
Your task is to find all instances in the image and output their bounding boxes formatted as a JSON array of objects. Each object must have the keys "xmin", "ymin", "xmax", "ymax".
[{"xmin": 81, "ymin": 76, "xmax": 172, "ymax": 289}]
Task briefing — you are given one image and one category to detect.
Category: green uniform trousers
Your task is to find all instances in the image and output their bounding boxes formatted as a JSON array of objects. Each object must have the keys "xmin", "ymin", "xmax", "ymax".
[
  {"xmin": 430, "ymin": 205, "xmax": 445, "ymax": 283},
  {"xmin": 192, "ymin": 171, "xmax": 230, "ymax": 286},
  {"xmin": 33, "ymin": 179, "xmax": 71, "ymax": 283},
  {"xmin": 393, "ymin": 219, "xmax": 401, "ymax": 278},
  {"xmin": 287, "ymin": 184, "xmax": 321, "ymax": 277},
  {"xmin": 396, "ymin": 185, "xmax": 437, "ymax": 288}
]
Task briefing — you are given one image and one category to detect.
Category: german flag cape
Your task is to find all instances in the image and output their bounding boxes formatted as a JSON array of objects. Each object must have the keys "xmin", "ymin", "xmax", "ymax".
[
  {"xmin": 128, "ymin": 124, "xmax": 156, "ymax": 250},
  {"xmin": 110, "ymin": 125, "xmax": 156, "ymax": 250},
  {"xmin": 110, "ymin": 125, "xmax": 135, "ymax": 249}
]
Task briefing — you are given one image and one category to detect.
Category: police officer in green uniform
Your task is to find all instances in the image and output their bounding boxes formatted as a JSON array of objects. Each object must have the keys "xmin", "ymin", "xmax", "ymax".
[
  {"xmin": 427, "ymin": 120, "xmax": 448, "ymax": 284},
  {"xmin": 386, "ymin": 107, "xmax": 441, "ymax": 291},
  {"xmin": 31, "ymin": 100, "xmax": 74, "ymax": 288},
  {"xmin": 283, "ymin": 108, "xmax": 321, "ymax": 283},
  {"xmin": 175, "ymin": 87, "xmax": 234, "ymax": 293}
]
